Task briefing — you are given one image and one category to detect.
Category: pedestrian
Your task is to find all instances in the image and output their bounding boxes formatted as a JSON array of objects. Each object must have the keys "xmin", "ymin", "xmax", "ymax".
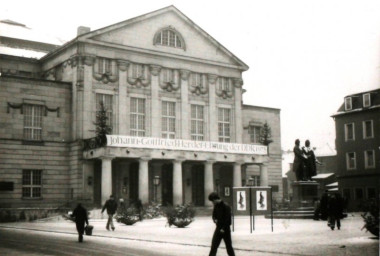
[
  {"xmin": 320, "ymin": 190, "xmax": 329, "ymax": 221},
  {"xmin": 101, "ymin": 195, "xmax": 118, "ymax": 231},
  {"xmin": 72, "ymin": 203, "xmax": 89, "ymax": 242},
  {"xmin": 327, "ymin": 193, "xmax": 344, "ymax": 230},
  {"xmin": 208, "ymin": 192, "xmax": 235, "ymax": 256}
]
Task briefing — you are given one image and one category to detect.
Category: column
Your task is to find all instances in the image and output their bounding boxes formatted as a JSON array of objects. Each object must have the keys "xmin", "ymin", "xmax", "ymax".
[
  {"xmin": 101, "ymin": 157, "xmax": 113, "ymax": 205},
  {"xmin": 233, "ymin": 162, "xmax": 242, "ymax": 187},
  {"xmin": 208, "ymin": 74, "xmax": 218, "ymax": 141},
  {"xmin": 173, "ymin": 160, "xmax": 183, "ymax": 205},
  {"xmin": 204, "ymin": 160, "xmax": 215, "ymax": 207},
  {"xmin": 233, "ymin": 78, "xmax": 243, "ymax": 143},
  {"xmin": 180, "ymin": 70, "xmax": 190, "ymax": 140},
  {"xmin": 260, "ymin": 164, "xmax": 268, "ymax": 186},
  {"xmin": 82, "ymin": 55, "xmax": 95, "ymax": 139},
  {"xmin": 138, "ymin": 157, "xmax": 150, "ymax": 204},
  {"xmin": 117, "ymin": 59, "xmax": 129, "ymax": 135},
  {"xmin": 150, "ymin": 65, "xmax": 161, "ymax": 137}
]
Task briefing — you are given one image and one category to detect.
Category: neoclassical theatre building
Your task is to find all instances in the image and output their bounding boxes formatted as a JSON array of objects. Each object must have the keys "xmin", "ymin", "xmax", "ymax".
[{"xmin": 0, "ymin": 6, "xmax": 282, "ymax": 209}]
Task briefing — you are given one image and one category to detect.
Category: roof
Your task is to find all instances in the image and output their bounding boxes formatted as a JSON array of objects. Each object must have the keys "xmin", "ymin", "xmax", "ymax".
[
  {"xmin": 41, "ymin": 5, "xmax": 249, "ymax": 70},
  {"xmin": 312, "ymin": 173, "xmax": 334, "ymax": 179},
  {"xmin": 326, "ymin": 182, "xmax": 338, "ymax": 187}
]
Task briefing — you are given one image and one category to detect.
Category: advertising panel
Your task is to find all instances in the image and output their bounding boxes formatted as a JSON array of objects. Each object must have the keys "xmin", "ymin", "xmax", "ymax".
[
  {"xmin": 250, "ymin": 187, "xmax": 272, "ymax": 215},
  {"xmin": 232, "ymin": 187, "xmax": 251, "ymax": 216}
]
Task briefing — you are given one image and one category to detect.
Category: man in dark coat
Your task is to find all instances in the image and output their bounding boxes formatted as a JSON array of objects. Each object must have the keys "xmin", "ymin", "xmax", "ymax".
[
  {"xmin": 327, "ymin": 193, "xmax": 344, "ymax": 230},
  {"xmin": 208, "ymin": 192, "xmax": 235, "ymax": 256},
  {"xmin": 101, "ymin": 195, "xmax": 118, "ymax": 231},
  {"xmin": 293, "ymin": 139, "xmax": 306, "ymax": 181},
  {"xmin": 72, "ymin": 203, "xmax": 89, "ymax": 242}
]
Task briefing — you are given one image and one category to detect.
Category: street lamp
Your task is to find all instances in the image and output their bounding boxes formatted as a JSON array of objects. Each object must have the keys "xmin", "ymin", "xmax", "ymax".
[{"xmin": 153, "ymin": 175, "xmax": 160, "ymax": 203}]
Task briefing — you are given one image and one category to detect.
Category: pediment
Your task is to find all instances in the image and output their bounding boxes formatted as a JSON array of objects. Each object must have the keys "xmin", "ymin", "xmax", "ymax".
[{"xmin": 79, "ymin": 6, "xmax": 248, "ymax": 70}]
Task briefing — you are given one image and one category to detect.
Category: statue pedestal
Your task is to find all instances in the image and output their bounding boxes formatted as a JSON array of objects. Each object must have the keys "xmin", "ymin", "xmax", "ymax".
[{"xmin": 291, "ymin": 181, "xmax": 319, "ymax": 208}]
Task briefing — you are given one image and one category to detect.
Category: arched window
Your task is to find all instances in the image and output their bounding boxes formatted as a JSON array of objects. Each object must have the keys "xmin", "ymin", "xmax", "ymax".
[{"xmin": 154, "ymin": 27, "xmax": 185, "ymax": 49}]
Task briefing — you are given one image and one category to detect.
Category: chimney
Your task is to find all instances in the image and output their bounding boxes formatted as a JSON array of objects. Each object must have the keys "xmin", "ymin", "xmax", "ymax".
[{"xmin": 77, "ymin": 26, "xmax": 91, "ymax": 36}]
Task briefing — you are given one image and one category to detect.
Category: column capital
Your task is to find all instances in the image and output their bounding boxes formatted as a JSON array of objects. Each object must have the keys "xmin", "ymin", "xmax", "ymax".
[
  {"xmin": 140, "ymin": 157, "xmax": 151, "ymax": 162},
  {"xmin": 83, "ymin": 54, "xmax": 96, "ymax": 66},
  {"xmin": 99, "ymin": 155, "xmax": 115, "ymax": 161},
  {"xmin": 232, "ymin": 78, "xmax": 243, "ymax": 88},
  {"xmin": 180, "ymin": 69, "xmax": 191, "ymax": 81},
  {"xmin": 206, "ymin": 159, "xmax": 216, "ymax": 165},
  {"xmin": 173, "ymin": 159, "xmax": 185, "ymax": 164},
  {"xmin": 116, "ymin": 59, "xmax": 130, "ymax": 71},
  {"xmin": 207, "ymin": 74, "xmax": 218, "ymax": 84},
  {"xmin": 149, "ymin": 65, "xmax": 161, "ymax": 76}
]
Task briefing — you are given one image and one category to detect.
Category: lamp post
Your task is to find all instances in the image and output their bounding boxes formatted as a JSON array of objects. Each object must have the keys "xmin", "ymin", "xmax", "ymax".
[{"xmin": 153, "ymin": 175, "xmax": 160, "ymax": 203}]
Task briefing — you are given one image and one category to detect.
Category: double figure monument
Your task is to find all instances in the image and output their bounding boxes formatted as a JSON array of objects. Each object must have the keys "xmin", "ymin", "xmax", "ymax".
[{"xmin": 291, "ymin": 139, "xmax": 321, "ymax": 208}]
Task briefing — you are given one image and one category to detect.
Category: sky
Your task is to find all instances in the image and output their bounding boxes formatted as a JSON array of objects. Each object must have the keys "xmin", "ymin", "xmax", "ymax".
[{"xmin": 1, "ymin": 0, "xmax": 379, "ymax": 151}]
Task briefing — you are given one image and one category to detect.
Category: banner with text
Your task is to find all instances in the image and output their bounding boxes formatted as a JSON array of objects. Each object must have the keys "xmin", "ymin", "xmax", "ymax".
[{"xmin": 106, "ymin": 135, "xmax": 267, "ymax": 155}]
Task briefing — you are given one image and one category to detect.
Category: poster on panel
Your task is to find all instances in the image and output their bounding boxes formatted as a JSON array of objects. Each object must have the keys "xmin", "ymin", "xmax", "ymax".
[
  {"xmin": 250, "ymin": 187, "xmax": 272, "ymax": 215},
  {"xmin": 232, "ymin": 187, "xmax": 250, "ymax": 216}
]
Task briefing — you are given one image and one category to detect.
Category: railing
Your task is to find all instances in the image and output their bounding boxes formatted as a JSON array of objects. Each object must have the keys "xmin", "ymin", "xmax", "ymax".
[{"xmin": 82, "ymin": 136, "xmax": 106, "ymax": 151}]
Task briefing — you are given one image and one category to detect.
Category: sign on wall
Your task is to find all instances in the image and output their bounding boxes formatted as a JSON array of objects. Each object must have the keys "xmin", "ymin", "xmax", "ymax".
[{"xmin": 106, "ymin": 135, "xmax": 268, "ymax": 155}]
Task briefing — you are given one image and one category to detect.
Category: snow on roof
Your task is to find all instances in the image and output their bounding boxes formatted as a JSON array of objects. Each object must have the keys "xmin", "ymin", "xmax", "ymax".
[
  {"xmin": 0, "ymin": 19, "xmax": 66, "ymax": 45},
  {"xmin": 0, "ymin": 45, "xmax": 47, "ymax": 59},
  {"xmin": 326, "ymin": 182, "xmax": 338, "ymax": 187},
  {"xmin": 312, "ymin": 173, "xmax": 334, "ymax": 179}
]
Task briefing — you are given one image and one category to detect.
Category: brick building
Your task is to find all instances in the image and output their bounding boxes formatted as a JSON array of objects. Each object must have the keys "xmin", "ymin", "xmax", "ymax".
[
  {"xmin": 331, "ymin": 88, "xmax": 380, "ymax": 211},
  {"xmin": 0, "ymin": 6, "xmax": 282, "ymax": 210}
]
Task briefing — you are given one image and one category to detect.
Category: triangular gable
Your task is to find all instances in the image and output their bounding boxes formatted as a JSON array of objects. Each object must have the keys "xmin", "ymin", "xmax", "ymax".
[{"xmin": 78, "ymin": 5, "xmax": 248, "ymax": 70}]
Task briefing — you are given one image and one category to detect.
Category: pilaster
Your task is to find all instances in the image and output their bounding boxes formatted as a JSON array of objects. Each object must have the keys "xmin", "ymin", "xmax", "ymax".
[
  {"xmin": 180, "ymin": 70, "xmax": 190, "ymax": 140},
  {"xmin": 117, "ymin": 59, "xmax": 130, "ymax": 135},
  {"xmin": 204, "ymin": 160, "xmax": 215, "ymax": 206},
  {"xmin": 208, "ymin": 74, "xmax": 218, "ymax": 142},
  {"xmin": 150, "ymin": 65, "xmax": 161, "ymax": 138}
]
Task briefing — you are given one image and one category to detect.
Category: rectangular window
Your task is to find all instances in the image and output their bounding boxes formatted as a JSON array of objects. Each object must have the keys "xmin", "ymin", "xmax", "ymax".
[
  {"xmin": 132, "ymin": 64, "xmax": 143, "ymax": 79},
  {"xmin": 162, "ymin": 68, "xmax": 173, "ymax": 83},
  {"xmin": 162, "ymin": 101, "xmax": 176, "ymax": 139},
  {"xmin": 130, "ymin": 98, "xmax": 145, "ymax": 137},
  {"xmin": 365, "ymin": 150, "xmax": 375, "ymax": 169},
  {"xmin": 24, "ymin": 104, "xmax": 43, "ymax": 141},
  {"xmin": 191, "ymin": 73, "xmax": 205, "ymax": 88},
  {"xmin": 345, "ymin": 97, "xmax": 352, "ymax": 110},
  {"xmin": 22, "ymin": 170, "xmax": 42, "ymax": 198},
  {"xmin": 248, "ymin": 126, "xmax": 261, "ymax": 143},
  {"xmin": 342, "ymin": 188, "xmax": 351, "ymax": 200},
  {"xmin": 344, "ymin": 123, "xmax": 355, "ymax": 141},
  {"xmin": 363, "ymin": 93, "xmax": 371, "ymax": 107},
  {"xmin": 363, "ymin": 120, "xmax": 374, "ymax": 139},
  {"xmin": 247, "ymin": 175, "xmax": 260, "ymax": 186},
  {"xmin": 367, "ymin": 188, "xmax": 376, "ymax": 199},
  {"xmin": 355, "ymin": 188, "xmax": 364, "ymax": 200},
  {"xmin": 346, "ymin": 152, "xmax": 356, "ymax": 170},
  {"xmin": 191, "ymin": 105, "xmax": 204, "ymax": 141},
  {"xmin": 218, "ymin": 108, "xmax": 231, "ymax": 142},
  {"xmin": 98, "ymin": 58, "xmax": 111, "ymax": 74},
  {"xmin": 218, "ymin": 77, "xmax": 230, "ymax": 91},
  {"xmin": 96, "ymin": 94, "xmax": 113, "ymax": 127}
]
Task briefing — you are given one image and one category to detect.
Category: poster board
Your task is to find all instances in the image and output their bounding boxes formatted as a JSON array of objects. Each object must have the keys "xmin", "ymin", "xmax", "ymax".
[
  {"xmin": 250, "ymin": 186, "xmax": 272, "ymax": 215},
  {"xmin": 232, "ymin": 187, "xmax": 251, "ymax": 216}
]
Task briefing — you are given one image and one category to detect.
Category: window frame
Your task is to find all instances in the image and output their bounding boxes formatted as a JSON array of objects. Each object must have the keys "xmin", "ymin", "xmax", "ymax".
[
  {"xmin": 346, "ymin": 152, "xmax": 356, "ymax": 170},
  {"xmin": 345, "ymin": 97, "xmax": 352, "ymax": 110},
  {"xmin": 153, "ymin": 27, "xmax": 185, "ymax": 50},
  {"xmin": 218, "ymin": 107, "xmax": 231, "ymax": 142},
  {"xmin": 363, "ymin": 93, "xmax": 371, "ymax": 107},
  {"xmin": 23, "ymin": 104, "xmax": 44, "ymax": 141},
  {"xmin": 161, "ymin": 101, "xmax": 176, "ymax": 139},
  {"xmin": 364, "ymin": 150, "xmax": 375, "ymax": 169},
  {"xmin": 362, "ymin": 120, "xmax": 374, "ymax": 139},
  {"xmin": 190, "ymin": 104, "xmax": 204, "ymax": 141},
  {"xmin": 248, "ymin": 125, "xmax": 261, "ymax": 144},
  {"xmin": 344, "ymin": 123, "xmax": 355, "ymax": 141},
  {"xmin": 130, "ymin": 97, "xmax": 146, "ymax": 137},
  {"xmin": 22, "ymin": 169, "xmax": 42, "ymax": 199}
]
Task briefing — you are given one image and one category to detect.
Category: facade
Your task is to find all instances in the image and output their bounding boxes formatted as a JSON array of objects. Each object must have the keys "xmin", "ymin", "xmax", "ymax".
[
  {"xmin": 0, "ymin": 6, "xmax": 282, "ymax": 210},
  {"xmin": 332, "ymin": 89, "xmax": 380, "ymax": 211}
]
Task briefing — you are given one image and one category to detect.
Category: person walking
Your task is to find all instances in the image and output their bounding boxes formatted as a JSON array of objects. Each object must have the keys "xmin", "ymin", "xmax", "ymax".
[
  {"xmin": 72, "ymin": 203, "xmax": 89, "ymax": 242},
  {"xmin": 327, "ymin": 193, "xmax": 344, "ymax": 230},
  {"xmin": 208, "ymin": 192, "xmax": 235, "ymax": 256},
  {"xmin": 101, "ymin": 195, "xmax": 118, "ymax": 231}
]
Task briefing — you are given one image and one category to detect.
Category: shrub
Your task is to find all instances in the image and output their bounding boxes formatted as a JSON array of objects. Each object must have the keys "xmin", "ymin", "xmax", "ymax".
[
  {"xmin": 115, "ymin": 206, "xmax": 140, "ymax": 225},
  {"xmin": 164, "ymin": 204, "xmax": 195, "ymax": 228},
  {"xmin": 143, "ymin": 202, "xmax": 163, "ymax": 219},
  {"xmin": 361, "ymin": 199, "xmax": 379, "ymax": 237}
]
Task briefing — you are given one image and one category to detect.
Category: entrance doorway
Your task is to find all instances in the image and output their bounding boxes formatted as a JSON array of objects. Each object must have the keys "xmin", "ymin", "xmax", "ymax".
[
  {"xmin": 129, "ymin": 162, "xmax": 139, "ymax": 203},
  {"xmin": 191, "ymin": 164, "xmax": 204, "ymax": 206},
  {"xmin": 161, "ymin": 163, "xmax": 173, "ymax": 206}
]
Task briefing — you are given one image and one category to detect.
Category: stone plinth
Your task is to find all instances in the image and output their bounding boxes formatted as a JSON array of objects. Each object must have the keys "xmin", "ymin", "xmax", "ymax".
[{"xmin": 291, "ymin": 181, "xmax": 319, "ymax": 208}]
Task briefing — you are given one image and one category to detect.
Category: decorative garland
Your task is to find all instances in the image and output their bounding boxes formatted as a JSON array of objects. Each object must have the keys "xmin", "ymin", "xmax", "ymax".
[{"xmin": 7, "ymin": 102, "xmax": 60, "ymax": 117}]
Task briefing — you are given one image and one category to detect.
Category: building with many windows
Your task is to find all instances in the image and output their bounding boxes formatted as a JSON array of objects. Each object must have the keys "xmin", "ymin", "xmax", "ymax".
[
  {"xmin": 0, "ymin": 6, "xmax": 282, "ymax": 210},
  {"xmin": 332, "ymin": 89, "xmax": 380, "ymax": 211}
]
